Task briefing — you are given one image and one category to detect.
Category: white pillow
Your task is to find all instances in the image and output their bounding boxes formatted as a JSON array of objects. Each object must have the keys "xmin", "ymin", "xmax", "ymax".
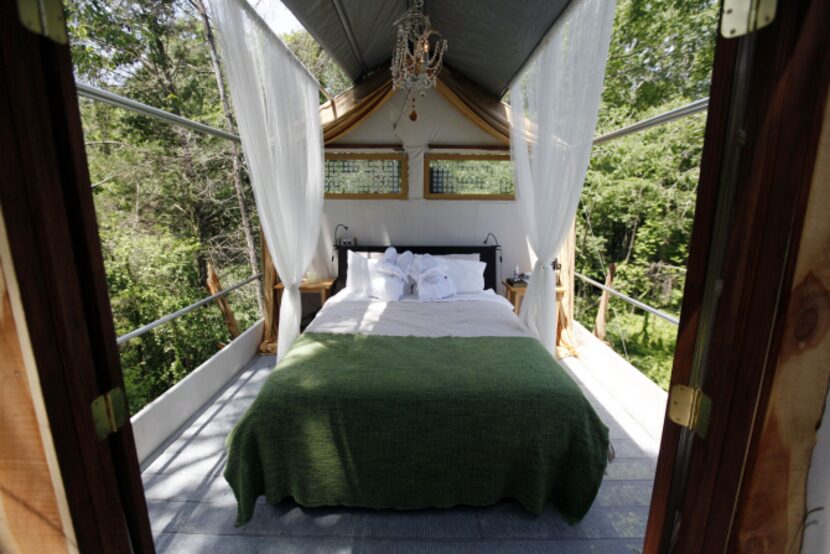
[
  {"xmin": 346, "ymin": 250, "xmax": 370, "ymax": 295},
  {"xmin": 439, "ymin": 258, "xmax": 486, "ymax": 293}
]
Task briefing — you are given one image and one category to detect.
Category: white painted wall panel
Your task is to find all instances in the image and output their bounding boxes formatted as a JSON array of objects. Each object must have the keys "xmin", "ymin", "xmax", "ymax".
[
  {"xmin": 132, "ymin": 319, "xmax": 264, "ymax": 465},
  {"xmin": 312, "ymin": 89, "xmax": 535, "ymax": 289}
]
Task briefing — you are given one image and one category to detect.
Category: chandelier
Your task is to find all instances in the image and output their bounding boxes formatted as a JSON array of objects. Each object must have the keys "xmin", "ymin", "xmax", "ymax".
[{"xmin": 391, "ymin": 0, "xmax": 447, "ymax": 120}]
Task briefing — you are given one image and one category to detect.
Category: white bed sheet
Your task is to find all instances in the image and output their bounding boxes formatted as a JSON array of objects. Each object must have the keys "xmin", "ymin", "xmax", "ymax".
[{"xmin": 306, "ymin": 288, "xmax": 532, "ymax": 338}]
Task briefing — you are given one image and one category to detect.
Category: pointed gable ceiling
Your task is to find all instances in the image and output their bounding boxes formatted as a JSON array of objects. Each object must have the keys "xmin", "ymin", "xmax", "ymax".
[{"xmin": 281, "ymin": 0, "xmax": 572, "ymax": 98}]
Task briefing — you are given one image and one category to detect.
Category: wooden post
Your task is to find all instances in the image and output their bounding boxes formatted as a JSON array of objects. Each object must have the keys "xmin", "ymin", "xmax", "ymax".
[
  {"xmin": 259, "ymin": 229, "xmax": 278, "ymax": 354},
  {"xmin": 556, "ymin": 223, "xmax": 578, "ymax": 357},
  {"xmin": 206, "ymin": 263, "xmax": 240, "ymax": 339},
  {"xmin": 593, "ymin": 263, "xmax": 616, "ymax": 342}
]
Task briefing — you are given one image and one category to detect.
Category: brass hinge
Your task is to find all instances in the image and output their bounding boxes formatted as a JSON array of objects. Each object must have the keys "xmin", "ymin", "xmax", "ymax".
[
  {"xmin": 91, "ymin": 387, "xmax": 129, "ymax": 441},
  {"xmin": 721, "ymin": 0, "xmax": 777, "ymax": 38},
  {"xmin": 17, "ymin": 0, "xmax": 68, "ymax": 44},
  {"xmin": 668, "ymin": 384, "xmax": 712, "ymax": 438}
]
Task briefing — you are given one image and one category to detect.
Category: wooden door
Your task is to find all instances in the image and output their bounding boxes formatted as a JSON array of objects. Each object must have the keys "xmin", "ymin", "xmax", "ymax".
[
  {"xmin": 0, "ymin": 1, "xmax": 154, "ymax": 552},
  {"xmin": 644, "ymin": 0, "xmax": 829, "ymax": 551}
]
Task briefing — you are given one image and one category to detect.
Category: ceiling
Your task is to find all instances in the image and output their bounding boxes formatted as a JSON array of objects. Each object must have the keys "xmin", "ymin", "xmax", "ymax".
[{"xmin": 280, "ymin": 0, "xmax": 572, "ymax": 98}]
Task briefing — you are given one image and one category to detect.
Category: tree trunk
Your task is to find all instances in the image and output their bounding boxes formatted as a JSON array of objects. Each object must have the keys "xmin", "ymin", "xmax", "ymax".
[
  {"xmin": 193, "ymin": 0, "xmax": 263, "ymax": 315},
  {"xmin": 206, "ymin": 262, "xmax": 240, "ymax": 340},
  {"xmin": 594, "ymin": 263, "xmax": 616, "ymax": 342}
]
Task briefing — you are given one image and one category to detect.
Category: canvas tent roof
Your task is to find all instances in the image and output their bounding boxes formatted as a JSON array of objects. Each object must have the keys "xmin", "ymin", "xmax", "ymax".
[
  {"xmin": 282, "ymin": 0, "xmax": 572, "ymax": 98},
  {"xmin": 319, "ymin": 66, "xmax": 512, "ymax": 144}
]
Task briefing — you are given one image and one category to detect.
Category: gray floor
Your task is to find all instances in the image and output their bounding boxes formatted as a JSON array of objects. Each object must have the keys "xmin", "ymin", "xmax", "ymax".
[{"xmin": 143, "ymin": 354, "xmax": 655, "ymax": 553}]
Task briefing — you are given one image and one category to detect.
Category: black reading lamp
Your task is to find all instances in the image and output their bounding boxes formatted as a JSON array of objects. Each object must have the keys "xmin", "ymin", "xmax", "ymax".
[
  {"xmin": 483, "ymin": 232, "xmax": 503, "ymax": 263},
  {"xmin": 332, "ymin": 224, "xmax": 349, "ymax": 262}
]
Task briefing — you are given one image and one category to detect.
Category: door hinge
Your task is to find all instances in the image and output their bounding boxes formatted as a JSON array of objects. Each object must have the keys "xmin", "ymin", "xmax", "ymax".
[
  {"xmin": 721, "ymin": 0, "xmax": 777, "ymax": 38},
  {"xmin": 91, "ymin": 387, "xmax": 129, "ymax": 441},
  {"xmin": 668, "ymin": 384, "xmax": 712, "ymax": 438},
  {"xmin": 17, "ymin": 0, "xmax": 68, "ymax": 44}
]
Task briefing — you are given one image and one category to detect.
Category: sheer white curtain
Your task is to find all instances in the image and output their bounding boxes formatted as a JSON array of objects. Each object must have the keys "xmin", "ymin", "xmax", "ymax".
[
  {"xmin": 510, "ymin": 0, "xmax": 615, "ymax": 352},
  {"xmin": 209, "ymin": 0, "xmax": 324, "ymax": 361}
]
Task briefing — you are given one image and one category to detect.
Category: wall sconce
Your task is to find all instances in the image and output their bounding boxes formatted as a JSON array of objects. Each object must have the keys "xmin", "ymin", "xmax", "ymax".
[
  {"xmin": 483, "ymin": 232, "xmax": 503, "ymax": 263},
  {"xmin": 332, "ymin": 224, "xmax": 349, "ymax": 262}
]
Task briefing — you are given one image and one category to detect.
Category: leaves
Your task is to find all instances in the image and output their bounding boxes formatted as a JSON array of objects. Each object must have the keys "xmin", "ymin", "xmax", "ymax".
[{"xmin": 574, "ymin": 0, "xmax": 718, "ymax": 389}]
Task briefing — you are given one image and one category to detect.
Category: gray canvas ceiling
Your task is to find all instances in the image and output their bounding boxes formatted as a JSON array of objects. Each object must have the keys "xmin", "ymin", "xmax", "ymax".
[{"xmin": 281, "ymin": 0, "xmax": 572, "ymax": 98}]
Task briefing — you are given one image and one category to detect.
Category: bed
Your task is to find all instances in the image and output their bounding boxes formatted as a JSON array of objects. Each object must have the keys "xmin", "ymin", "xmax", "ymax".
[{"xmin": 224, "ymin": 245, "xmax": 609, "ymax": 526}]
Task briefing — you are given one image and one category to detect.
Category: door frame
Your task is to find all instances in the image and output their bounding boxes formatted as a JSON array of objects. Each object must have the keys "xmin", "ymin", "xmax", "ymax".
[
  {"xmin": 2, "ymin": 0, "xmax": 827, "ymax": 552},
  {"xmin": 0, "ymin": 1, "xmax": 154, "ymax": 552},
  {"xmin": 645, "ymin": 0, "xmax": 830, "ymax": 551}
]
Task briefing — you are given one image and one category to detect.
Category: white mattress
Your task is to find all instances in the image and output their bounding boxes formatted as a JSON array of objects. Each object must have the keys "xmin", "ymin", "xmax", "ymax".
[{"xmin": 305, "ymin": 288, "xmax": 533, "ymax": 338}]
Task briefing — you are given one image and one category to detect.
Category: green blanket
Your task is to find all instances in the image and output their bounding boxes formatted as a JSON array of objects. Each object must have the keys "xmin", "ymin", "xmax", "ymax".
[{"xmin": 224, "ymin": 333, "xmax": 609, "ymax": 525}]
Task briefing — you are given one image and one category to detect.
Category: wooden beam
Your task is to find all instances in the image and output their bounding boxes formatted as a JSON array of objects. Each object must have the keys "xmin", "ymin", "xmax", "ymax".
[
  {"xmin": 206, "ymin": 263, "xmax": 240, "ymax": 340},
  {"xmin": 0, "ymin": 214, "xmax": 75, "ymax": 553},
  {"xmin": 259, "ymin": 230, "xmax": 277, "ymax": 354}
]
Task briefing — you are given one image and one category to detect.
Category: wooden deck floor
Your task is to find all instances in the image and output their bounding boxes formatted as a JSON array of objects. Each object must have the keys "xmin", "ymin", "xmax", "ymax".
[{"xmin": 142, "ymin": 333, "xmax": 664, "ymax": 553}]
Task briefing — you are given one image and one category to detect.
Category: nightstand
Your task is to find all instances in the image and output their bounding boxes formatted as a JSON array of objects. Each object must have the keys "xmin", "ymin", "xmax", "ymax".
[
  {"xmin": 503, "ymin": 279, "xmax": 569, "ymax": 349},
  {"xmin": 275, "ymin": 278, "xmax": 336, "ymax": 329},
  {"xmin": 503, "ymin": 280, "xmax": 566, "ymax": 314},
  {"xmin": 275, "ymin": 278, "xmax": 336, "ymax": 306}
]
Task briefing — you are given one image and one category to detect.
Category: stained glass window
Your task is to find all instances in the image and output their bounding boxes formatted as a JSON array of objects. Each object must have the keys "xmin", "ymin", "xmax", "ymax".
[
  {"xmin": 324, "ymin": 154, "xmax": 407, "ymax": 198},
  {"xmin": 425, "ymin": 155, "xmax": 514, "ymax": 199}
]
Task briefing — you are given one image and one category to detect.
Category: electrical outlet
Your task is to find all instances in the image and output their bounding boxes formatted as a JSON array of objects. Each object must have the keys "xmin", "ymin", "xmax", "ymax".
[{"xmin": 340, "ymin": 237, "xmax": 355, "ymax": 247}]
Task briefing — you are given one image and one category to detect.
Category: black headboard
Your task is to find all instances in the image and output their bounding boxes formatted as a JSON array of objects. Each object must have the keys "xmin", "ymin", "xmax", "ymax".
[{"xmin": 336, "ymin": 245, "xmax": 499, "ymax": 292}]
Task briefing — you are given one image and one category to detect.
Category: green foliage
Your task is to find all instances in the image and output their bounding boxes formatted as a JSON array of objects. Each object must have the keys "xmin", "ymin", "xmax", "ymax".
[
  {"xmin": 69, "ymin": 0, "xmax": 264, "ymax": 414},
  {"xmin": 282, "ymin": 31, "xmax": 351, "ymax": 98},
  {"xmin": 573, "ymin": 0, "xmax": 718, "ymax": 389}
]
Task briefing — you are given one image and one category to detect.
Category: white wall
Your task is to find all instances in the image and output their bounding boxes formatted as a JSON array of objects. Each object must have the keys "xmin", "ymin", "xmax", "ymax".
[
  {"xmin": 309, "ymin": 88, "xmax": 532, "ymax": 289},
  {"xmin": 132, "ymin": 320, "xmax": 264, "ymax": 467}
]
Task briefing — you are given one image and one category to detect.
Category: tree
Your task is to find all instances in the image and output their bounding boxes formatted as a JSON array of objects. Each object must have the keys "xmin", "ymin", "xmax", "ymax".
[{"xmin": 573, "ymin": 0, "xmax": 719, "ymax": 389}]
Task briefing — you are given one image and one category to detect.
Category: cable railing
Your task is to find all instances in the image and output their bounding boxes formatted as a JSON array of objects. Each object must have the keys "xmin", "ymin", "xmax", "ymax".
[
  {"xmin": 79, "ymin": 84, "xmax": 703, "ymax": 349},
  {"xmin": 592, "ymin": 98, "xmax": 709, "ymax": 145},
  {"xmin": 574, "ymin": 271, "xmax": 680, "ymax": 326},
  {"xmin": 77, "ymin": 83, "xmax": 242, "ymax": 143},
  {"xmin": 115, "ymin": 273, "xmax": 262, "ymax": 345},
  {"xmin": 77, "ymin": 81, "xmax": 708, "ymax": 152}
]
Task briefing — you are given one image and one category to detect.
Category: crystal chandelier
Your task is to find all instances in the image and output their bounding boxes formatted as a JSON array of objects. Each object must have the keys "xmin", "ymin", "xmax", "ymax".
[{"xmin": 391, "ymin": 0, "xmax": 447, "ymax": 121}]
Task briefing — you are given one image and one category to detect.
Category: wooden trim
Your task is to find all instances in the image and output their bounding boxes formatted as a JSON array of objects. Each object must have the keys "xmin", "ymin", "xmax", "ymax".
[
  {"xmin": 0, "ymin": 2, "xmax": 153, "ymax": 551},
  {"xmin": 435, "ymin": 78, "xmax": 511, "ymax": 144},
  {"xmin": 326, "ymin": 143, "xmax": 404, "ymax": 151},
  {"xmin": 324, "ymin": 152, "xmax": 408, "ymax": 200},
  {"xmin": 325, "ymin": 152, "xmax": 404, "ymax": 159},
  {"xmin": 325, "ymin": 143, "xmax": 510, "ymax": 151},
  {"xmin": 425, "ymin": 153, "xmax": 512, "ymax": 161},
  {"xmin": 0, "ymin": 211, "xmax": 76, "ymax": 553},
  {"xmin": 642, "ymin": 30, "xmax": 741, "ymax": 554},
  {"xmin": 422, "ymin": 153, "xmax": 515, "ymax": 201}
]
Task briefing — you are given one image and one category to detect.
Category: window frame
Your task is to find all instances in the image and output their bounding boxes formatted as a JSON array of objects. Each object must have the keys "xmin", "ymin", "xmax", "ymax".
[
  {"xmin": 324, "ymin": 152, "xmax": 409, "ymax": 200},
  {"xmin": 423, "ymin": 153, "xmax": 515, "ymax": 201}
]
